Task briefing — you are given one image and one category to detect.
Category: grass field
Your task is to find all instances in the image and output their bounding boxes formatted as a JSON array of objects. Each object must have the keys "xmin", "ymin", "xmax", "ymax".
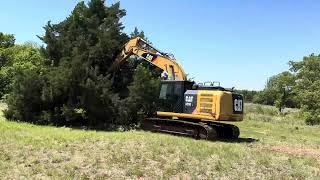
[{"xmin": 0, "ymin": 102, "xmax": 320, "ymax": 179}]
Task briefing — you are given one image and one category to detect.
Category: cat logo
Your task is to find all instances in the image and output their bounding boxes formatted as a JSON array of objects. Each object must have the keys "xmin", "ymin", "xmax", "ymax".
[
  {"xmin": 234, "ymin": 99, "xmax": 243, "ymax": 112},
  {"xmin": 145, "ymin": 54, "xmax": 154, "ymax": 61},
  {"xmin": 185, "ymin": 95, "xmax": 194, "ymax": 107},
  {"xmin": 142, "ymin": 53, "xmax": 157, "ymax": 61},
  {"xmin": 185, "ymin": 96, "xmax": 194, "ymax": 103}
]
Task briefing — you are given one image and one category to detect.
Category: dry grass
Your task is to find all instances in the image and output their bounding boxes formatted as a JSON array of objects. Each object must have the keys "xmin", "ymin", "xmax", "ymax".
[
  {"xmin": 0, "ymin": 103, "xmax": 320, "ymax": 179},
  {"xmin": 245, "ymin": 103, "xmax": 305, "ymax": 125},
  {"xmin": 0, "ymin": 102, "xmax": 7, "ymax": 119}
]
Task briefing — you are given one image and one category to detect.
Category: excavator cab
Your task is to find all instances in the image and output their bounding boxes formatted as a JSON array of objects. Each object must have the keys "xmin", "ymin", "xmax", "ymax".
[{"xmin": 158, "ymin": 80, "xmax": 194, "ymax": 113}]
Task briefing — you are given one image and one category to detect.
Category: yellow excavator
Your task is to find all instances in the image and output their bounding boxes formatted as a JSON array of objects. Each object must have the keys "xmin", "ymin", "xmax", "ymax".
[{"xmin": 111, "ymin": 37, "xmax": 243, "ymax": 140}]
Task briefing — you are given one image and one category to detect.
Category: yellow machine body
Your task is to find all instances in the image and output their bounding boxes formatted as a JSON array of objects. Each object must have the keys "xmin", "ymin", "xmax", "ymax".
[{"xmin": 157, "ymin": 90, "xmax": 243, "ymax": 122}]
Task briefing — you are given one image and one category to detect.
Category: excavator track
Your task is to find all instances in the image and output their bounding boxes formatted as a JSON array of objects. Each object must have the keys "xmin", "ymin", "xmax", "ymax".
[{"xmin": 142, "ymin": 118, "xmax": 239, "ymax": 140}]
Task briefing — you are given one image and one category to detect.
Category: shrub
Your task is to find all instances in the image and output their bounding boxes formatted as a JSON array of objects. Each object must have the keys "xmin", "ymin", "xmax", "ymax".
[
  {"xmin": 4, "ymin": 69, "xmax": 44, "ymax": 123},
  {"xmin": 302, "ymin": 110, "xmax": 320, "ymax": 125}
]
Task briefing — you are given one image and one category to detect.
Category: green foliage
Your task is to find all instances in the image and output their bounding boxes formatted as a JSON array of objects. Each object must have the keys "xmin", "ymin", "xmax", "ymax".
[
  {"xmin": 118, "ymin": 64, "xmax": 161, "ymax": 127},
  {"xmin": 257, "ymin": 53, "xmax": 320, "ymax": 125},
  {"xmin": 5, "ymin": 0, "xmax": 128, "ymax": 127},
  {"xmin": 0, "ymin": 32, "xmax": 15, "ymax": 49},
  {"xmin": 39, "ymin": 0, "xmax": 128, "ymax": 69},
  {"xmin": 234, "ymin": 89, "xmax": 258, "ymax": 102},
  {"xmin": 130, "ymin": 27, "xmax": 152, "ymax": 44},
  {"xmin": 130, "ymin": 27, "xmax": 146, "ymax": 39},
  {"xmin": 0, "ymin": 42, "xmax": 43, "ymax": 98},
  {"xmin": 5, "ymin": 69, "xmax": 45, "ymax": 123},
  {"xmin": 5, "ymin": 0, "xmax": 160, "ymax": 129},
  {"xmin": 253, "ymin": 71, "xmax": 297, "ymax": 112},
  {"xmin": 113, "ymin": 27, "xmax": 156, "ymax": 98},
  {"xmin": 252, "ymin": 90, "xmax": 275, "ymax": 105},
  {"xmin": 289, "ymin": 54, "xmax": 320, "ymax": 125}
]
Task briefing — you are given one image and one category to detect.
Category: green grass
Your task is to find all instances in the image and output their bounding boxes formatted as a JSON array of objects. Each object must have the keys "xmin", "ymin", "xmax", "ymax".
[{"xmin": 0, "ymin": 103, "xmax": 320, "ymax": 179}]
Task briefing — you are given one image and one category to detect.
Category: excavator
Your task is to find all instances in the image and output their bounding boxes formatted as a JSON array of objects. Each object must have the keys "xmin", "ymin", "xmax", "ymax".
[{"xmin": 111, "ymin": 37, "xmax": 243, "ymax": 140}]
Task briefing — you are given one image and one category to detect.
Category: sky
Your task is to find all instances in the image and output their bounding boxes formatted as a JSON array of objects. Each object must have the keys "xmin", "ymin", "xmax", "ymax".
[{"xmin": 1, "ymin": 0, "xmax": 320, "ymax": 90}]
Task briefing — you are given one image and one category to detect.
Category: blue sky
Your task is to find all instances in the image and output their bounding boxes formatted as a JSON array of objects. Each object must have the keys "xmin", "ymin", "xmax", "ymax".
[{"xmin": 1, "ymin": 0, "xmax": 320, "ymax": 90}]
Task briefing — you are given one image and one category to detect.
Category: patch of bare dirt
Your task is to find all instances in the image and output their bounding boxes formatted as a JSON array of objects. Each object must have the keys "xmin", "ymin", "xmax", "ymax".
[{"xmin": 254, "ymin": 144, "xmax": 320, "ymax": 160}]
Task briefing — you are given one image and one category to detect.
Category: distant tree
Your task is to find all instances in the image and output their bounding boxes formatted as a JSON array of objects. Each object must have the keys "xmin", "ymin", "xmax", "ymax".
[
  {"xmin": 268, "ymin": 71, "xmax": 296, "ymax": 112},
  {"xmin": 234, "ymin": 89, "xmax": 259, "ymax": 103},
  {"xmin": 252, "ymin": 90, "xmax": 275, "ymax": 105},
  {"xmin": 289, "ymin": 54, "xmax": 320, "ymax": 125},
  {"xmin": 254, "ymin": 71, "xmax": 297, "ymax": 112}
]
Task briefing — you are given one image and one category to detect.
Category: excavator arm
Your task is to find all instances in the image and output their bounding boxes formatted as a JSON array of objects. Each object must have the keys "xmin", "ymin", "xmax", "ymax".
[{"xmin": 111, "ymin": 37, "xmax": 187, "ymax": 81}]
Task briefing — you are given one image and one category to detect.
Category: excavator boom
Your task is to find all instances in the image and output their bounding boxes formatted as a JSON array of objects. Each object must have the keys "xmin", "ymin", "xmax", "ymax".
[{"xmin": 111, "ymin": 37, "xmax": 186, "ymax": 81}]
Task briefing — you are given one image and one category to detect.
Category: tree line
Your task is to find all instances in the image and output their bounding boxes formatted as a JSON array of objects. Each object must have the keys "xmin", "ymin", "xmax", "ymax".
[{"xmin": 237, "ymin": 54, "xmax": 320, "ymax": 125}]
